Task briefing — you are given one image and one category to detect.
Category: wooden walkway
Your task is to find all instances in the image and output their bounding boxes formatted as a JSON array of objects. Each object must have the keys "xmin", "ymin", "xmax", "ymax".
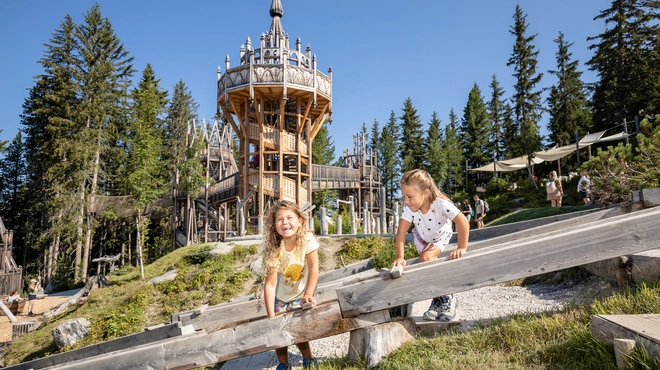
[{"xmin": 5, "ymin": 206, "xmax": 660, "ymax": 370}]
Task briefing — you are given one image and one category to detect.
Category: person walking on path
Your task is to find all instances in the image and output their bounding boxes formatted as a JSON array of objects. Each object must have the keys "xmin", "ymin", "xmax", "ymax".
[
  {"xmin": 546, "ymin": 171, "xmax": 563, "ymax": 207},
  {"xmin": 392, "ymin": 169, "xmax": 470, "ymax": 322},
  {"xmin": 262, "ymin": 200, "xmax": 320, "ymax": 370},
  {"xmin": 577, "ymin": 169, "xmax": 591, "ymax": 205},
  {"xmin": 27, "ymin": 278, "xmax": 41, "ymax": 316},
  {"xmin": 462, "ymin": 198, "xmax": 472, "ymax": 227},
  {"xmin": 473, "ymin": 195, "xmax": 485, "ymax": 229}
]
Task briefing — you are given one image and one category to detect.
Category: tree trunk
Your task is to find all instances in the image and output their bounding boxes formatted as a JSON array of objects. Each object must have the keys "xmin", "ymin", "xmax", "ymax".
[
  {"xmin": 82, "ymin": 146, "xmax": 101, "ymax": 281},
  {"xmin": 136, "ymin": 215, "xmax": 144, "ymax": 279}
]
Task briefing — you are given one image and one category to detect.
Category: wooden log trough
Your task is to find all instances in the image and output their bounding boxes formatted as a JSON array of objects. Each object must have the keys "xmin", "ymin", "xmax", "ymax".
[{"xmin": 5, "ymin": 206, "xmax": 660, "ymax": 370}]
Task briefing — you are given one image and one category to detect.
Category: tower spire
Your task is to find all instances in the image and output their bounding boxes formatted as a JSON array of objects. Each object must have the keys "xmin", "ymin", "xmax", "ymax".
[{"xmin": 269, "ymin": 0, "xmax": 284, "ymax": 38}]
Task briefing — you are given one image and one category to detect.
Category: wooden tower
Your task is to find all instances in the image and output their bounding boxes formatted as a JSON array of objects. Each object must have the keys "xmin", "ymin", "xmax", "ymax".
[{"xmin": 217, "ymin": 0, "xmax": 332, "ymax": 217}]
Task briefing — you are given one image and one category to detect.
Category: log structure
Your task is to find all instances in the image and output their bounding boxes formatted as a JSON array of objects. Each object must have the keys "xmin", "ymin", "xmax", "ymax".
[
  {"xmin": 6, "ymin": 205, "xmax": 660, "ymax": 370},
  {"xmin": 217, "ymin": 0, "xmax": 332, "ymax": 217},
  {"xmin": 0, "ymin": 216, "xmax": 22, "ymax": 296}
]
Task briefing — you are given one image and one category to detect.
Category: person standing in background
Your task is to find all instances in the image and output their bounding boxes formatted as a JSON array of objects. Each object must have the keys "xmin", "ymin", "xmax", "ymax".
[{"xmin": 577, "ymin": 169, "xmax": 591, "ymax": 205}]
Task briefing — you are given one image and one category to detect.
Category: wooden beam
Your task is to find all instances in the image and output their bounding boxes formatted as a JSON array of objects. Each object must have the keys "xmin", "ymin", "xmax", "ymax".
[
  {"xmin": 336, "ymin": 206, "xmax": 660, "ymax": 316},
  {"xmin": 14, "ymin": 302, "xmax": 388, "ymax": 370},
  {"xmin": 299, "ymin": 99, "xmax": 313, "ymax": 135},
  {"xmin": 219, "ymin": 104, "xmax": 241, "ymax": 138},
  {"xmin": 309, "ymin": 105, "xmax": 329, "ymax": 142},
  {"xmin": 177, "ymin": 267, "xmax": 382, "ymax": 330}
]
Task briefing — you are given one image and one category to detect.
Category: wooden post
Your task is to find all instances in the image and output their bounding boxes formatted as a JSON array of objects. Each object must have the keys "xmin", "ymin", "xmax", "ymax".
[
  {"xmin": 613, "ymin": 338, "xmax": 636, "ymax": 370},
  {"xmin": 336, "ymin": 215, "xmax": 342, "ymax": 235},
  {"xmin": 349, "ymin": 196, "xmax": 356, "ymax": 235},
  {"xmin": 320, "ymin": 206, "xmax": 328, "ymax": 236},
  {"xmin": 379, "ymin": 187, "xmax": 386, "ymax": 234}
]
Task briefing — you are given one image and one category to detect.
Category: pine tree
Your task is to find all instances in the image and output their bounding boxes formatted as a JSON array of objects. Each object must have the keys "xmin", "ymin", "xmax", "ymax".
[
  {"xmin": 164, "ymin": 80, "xmax": 199, "ymax": 174},
  {"xmin": 370, "ymin": 119, "xmax": 380, "ymax": 163},
  {"xmin": 460, "ymin": 83, "xmax": 492, "ymax": 184},
  {"xmin": 546, "ymin": 32, "xmax": 592, "ymax": 175},
  {"xmin": 487, "ymin": 75, "xmax": 508, "ymax": 162},
  {"xmin": 400, "ymin": 98, "xmax": 425, "ymax": 173},
  {"xmin": 379, "ymin": 111, "xmax": 401, "ymax": 208},
  {"xmin": 0, "ymin": 130, "xmax": 8, "ymax": 153},
  {"xmin": 312, "ymin": 124, "xmax": 336, "ymax": 209},
  {"xmin": 123, "ymin": 64, "xmax": 168, "ymax": 278},
  {"xmin": 507, "ymin": 5, "xmax": 544, "ymax": 161},
  {"xmin": 0, "ymin": 132, "xmax": 27, "ymax": 226},
  {"xmin": 587, "ymin": 0, "xmax": 660, "ymax": 132},
  {"xmin": 443, "ymin": 109, "xmax": 464, "ymax": 194},
  {"xmin": 426, "ymin": 112, "xmax": 447, "ymax": 189},
  {"xmin": 74, "ymin": 4, "xmax": 135, "ymax": 282}
]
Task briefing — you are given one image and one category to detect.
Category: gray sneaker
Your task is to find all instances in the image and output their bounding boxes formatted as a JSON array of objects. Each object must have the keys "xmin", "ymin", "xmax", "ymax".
[
  {"xmin": 437, "ymin": 295, "xmax": 458, "ymax": 322},
  {"xmin": 422, "ymin": 299, "xmax": 440, "ymax": 321}
]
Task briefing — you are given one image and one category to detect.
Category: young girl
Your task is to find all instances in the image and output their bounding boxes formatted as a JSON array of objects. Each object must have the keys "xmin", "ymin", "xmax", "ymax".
[
  {"xmin": 262, "ymin": 200, "xmax": 320, "ymax": 370},
  {"xmin": 392, "ymin": 169, "xmax": 469, "ymax": 321}
]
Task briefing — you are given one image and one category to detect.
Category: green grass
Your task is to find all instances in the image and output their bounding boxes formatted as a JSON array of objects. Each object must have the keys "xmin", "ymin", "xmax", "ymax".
[
  {"xmin": 2, "ymin": 242, "xmax": 259, "ymax": 366},
  {"xmin": 486, "ymin": 205, "xmax": 598, "ymax": 227}
]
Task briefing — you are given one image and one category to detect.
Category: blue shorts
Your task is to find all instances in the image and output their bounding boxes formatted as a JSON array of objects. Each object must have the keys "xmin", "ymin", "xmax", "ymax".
[{"xmin": 274, "ymin": 298, "xmax": 302, "ymax": 313}]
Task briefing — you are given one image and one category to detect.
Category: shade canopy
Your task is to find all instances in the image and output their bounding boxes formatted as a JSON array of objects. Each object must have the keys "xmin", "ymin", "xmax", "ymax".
[{"xmin": 470, "ymin": 130, "xmax": 630, "ymax": 172}]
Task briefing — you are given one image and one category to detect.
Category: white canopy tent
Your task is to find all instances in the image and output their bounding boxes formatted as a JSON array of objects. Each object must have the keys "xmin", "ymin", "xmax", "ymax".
[{"xmin": 470, "ymin": 130, "xmax": 631, "ymax": 173}]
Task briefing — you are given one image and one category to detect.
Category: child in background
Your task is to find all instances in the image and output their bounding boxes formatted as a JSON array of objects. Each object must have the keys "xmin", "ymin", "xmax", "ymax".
[
  {"xmin": 577, "ymin": 169, "xmax": 591, "ymax": 205},
  {"xmin": 392, "ymin": 169, "xmax": 470, "ymax": 321},
  {"xmin": 27, "ymin": 278, "xmax": 41, "ymax": 316},
  {"xmin": 262, "ymin": 200, "xmax": 320, "ymax": 370}
]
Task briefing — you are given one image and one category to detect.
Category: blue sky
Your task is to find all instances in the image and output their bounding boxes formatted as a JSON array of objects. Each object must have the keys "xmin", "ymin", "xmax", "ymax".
[{"xmin": 0, "ymin": 1, "xmax": 606, "ymax": 159}]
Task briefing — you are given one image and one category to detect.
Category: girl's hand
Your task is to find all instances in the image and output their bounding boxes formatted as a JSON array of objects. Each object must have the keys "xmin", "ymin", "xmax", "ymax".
[
  {"xmin": 449, "ymin": 248, "xmax": 466, "ymax": 260},
  {"xmin": 302, "ymin": 295, "xmax": 316, "ymax": 306},
  {"xmin": 391, "ymin": 258, "xmax": 406, "ymax": 269}
]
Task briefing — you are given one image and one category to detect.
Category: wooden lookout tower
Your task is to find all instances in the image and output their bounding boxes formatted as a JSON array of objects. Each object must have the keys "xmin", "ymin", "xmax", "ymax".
[{"xmin": 217, "ymin": 0, "xmax": 332, "ymax": 217}]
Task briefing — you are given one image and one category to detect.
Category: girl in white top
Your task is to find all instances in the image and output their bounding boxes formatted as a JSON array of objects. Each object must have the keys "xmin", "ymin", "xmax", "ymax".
[
  {"xmin": 392, "ymin": 169, "xmax": 470, "ymax": 322},
  {"xmin": 262, "ymin": 200, "xmax": 319, "ymax": 370}
]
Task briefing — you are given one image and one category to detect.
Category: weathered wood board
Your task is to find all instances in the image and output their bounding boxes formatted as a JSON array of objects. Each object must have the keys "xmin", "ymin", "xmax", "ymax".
[
  {"xmin": 591, "ymin": 314, "xmax": 660, "ymax": 358},
  {"xmin": 336, "ymin": 206, "xmax": 660, "ymax": 316},
  {"xmin": 7, "ymin": 302, "xmax": 390, "ymax": 370}
]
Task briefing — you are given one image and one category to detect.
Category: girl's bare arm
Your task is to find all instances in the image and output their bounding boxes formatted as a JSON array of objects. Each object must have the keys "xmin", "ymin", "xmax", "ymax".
[{"xmin": 263, "ymin": 269, "xmax": 278, "ymax": 318}]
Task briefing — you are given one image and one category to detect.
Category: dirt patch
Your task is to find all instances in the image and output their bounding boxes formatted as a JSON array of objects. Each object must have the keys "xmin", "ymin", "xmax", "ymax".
[
  {"xmin": 0, "ymin": 296, "xmax": 69, "ymax": 345},
  {"xmin": 318, "ymin": 237, "xmax": 350, "ymax": 271}
]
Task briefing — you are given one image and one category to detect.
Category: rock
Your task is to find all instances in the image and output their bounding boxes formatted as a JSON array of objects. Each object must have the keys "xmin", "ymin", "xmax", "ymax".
[
  {"xmin": 249, "ymin": 257, "xmax": 263, "ymax": 277},
  {"xmin": 148, "ymin": 269, "xmax": 178, "ymax": 284},
  {"xmin": 52, "ymin": 318, "xmax": 91, "ymax": 349}
]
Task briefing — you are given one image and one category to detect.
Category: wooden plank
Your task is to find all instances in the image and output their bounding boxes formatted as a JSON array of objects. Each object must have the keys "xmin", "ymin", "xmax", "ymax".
[
  {"xmin": 177, "ymin": 267, "xmax": 383, "ymax": 330},
  {"xmin": 336, "ymin": 206, "xmax": 660, "ymax": 316},
  {"xmin": 13, "ymin": 302, "xmax": 383, "ymax": 370},
  {"xmin": 4, "ymin": 322, "xmax": 193, "ymax": 370},
  {"xmin": 591, "ymin": 314, "xmax": 660, "ymax": 358}
]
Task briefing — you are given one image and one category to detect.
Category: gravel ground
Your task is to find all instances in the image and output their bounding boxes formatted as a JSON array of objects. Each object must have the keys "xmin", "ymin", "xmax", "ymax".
[{"xmin": 223, "ymin": 274, "xmax": 616, "ymax": 369}]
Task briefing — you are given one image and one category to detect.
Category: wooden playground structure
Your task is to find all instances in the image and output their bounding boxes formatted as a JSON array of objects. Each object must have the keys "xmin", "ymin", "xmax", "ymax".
[
  {"xmin": 0, "ymin": 217, "xmax": 22, "ymax": 297},
  {"xmin": 173, "ymin": 0, "xmax": 384, "ymax": 246}
]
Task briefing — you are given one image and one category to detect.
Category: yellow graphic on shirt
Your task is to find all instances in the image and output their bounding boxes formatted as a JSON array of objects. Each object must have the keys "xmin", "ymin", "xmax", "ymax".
[{"xmin": 283, "ymin": 263, "xmax": 305, "ymax": 287}]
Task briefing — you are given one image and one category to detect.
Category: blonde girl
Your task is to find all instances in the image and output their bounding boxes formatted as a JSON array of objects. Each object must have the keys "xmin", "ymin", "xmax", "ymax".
[
  {"xmin": 262, "ymin": 200, "xmax": 319, "ymax": 370},
  {"xmin": 392, "ymin": 169, "xmax": 469, "ymax": 321},
  {"xmin": 546, "ymin": 170, "xmax": 563, "ymax": 207}
]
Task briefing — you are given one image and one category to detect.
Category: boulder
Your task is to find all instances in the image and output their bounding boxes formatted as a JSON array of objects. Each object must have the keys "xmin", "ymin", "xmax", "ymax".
[{"xmin": 52, "ymin": 318, "xmax": 91, "ymax": 349}]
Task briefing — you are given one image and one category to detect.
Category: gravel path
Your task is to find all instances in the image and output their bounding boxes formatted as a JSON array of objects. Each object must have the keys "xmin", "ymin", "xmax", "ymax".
[{"xmin": 223, "ymin": 275, "xmax": 616, "ymax": 369}]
